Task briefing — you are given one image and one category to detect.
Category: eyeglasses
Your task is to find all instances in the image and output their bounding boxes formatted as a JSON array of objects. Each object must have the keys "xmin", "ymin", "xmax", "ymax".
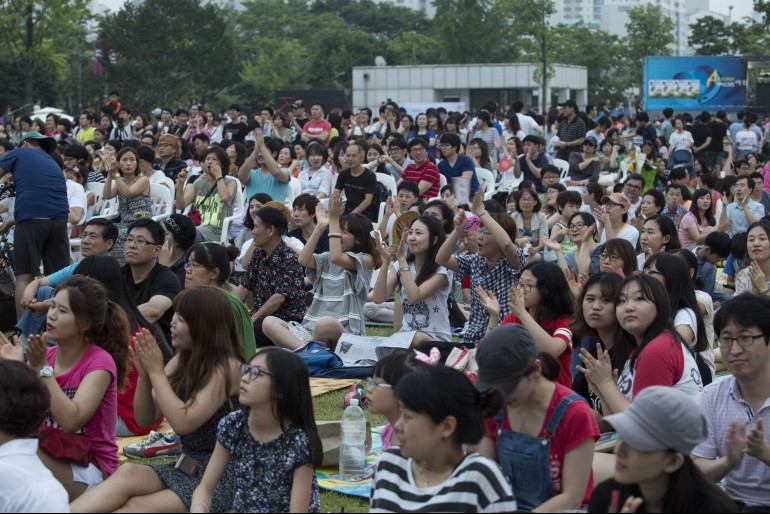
[
  {"xmin": 600, "ymin": 253, "xmax": 620, "ymax": 262},
  {"xmin": 717, "ymin": 334, "xmax": 765, "ymax": 348},
  {"xmin": 365, "ymin": 378, "xmax": 392, "ymax": 391},
  {"xmin": 476, "ymin": 230, "xmax": 492, "ymax": 238},
  {"xmin": 519, "ymin": 197, "xmax": 536, "ymax": 203},
  {"xmin": 516, "ymin": 283, "xmax": 534, "ymax": 293},
  {"xmin": 568, "ymin": 222, "xmax": 586, "ymax": 230},
  {"xmin": 240, "ymin": 364, "xmax": 273, "ymax": 381},
  {"xmin": 624, "ymin": 183, "xmax": 643, "ymax": 190},
  {"xmin": 125, "ymin": 236, "xmax": 158, "ymax": 247},
  {"xmin": 185, "ymin": 262, "xmax": 205, "ymax": 271}
]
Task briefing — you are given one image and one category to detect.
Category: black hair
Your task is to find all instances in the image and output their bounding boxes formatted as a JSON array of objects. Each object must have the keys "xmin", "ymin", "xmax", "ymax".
[
  {"xmin": 614, "ymin": 274, "xmax": 678, "ymax": 369},
  {"xmin": 688, "ymin": 189, "xmax": 715, "ymax": 227},
  {"xmin": 188, "ymin": 242, "xmax": 232, "ymax": 285},
  {"xmin": 643, "ymin": 214, "xmax": 681, "ymax": 251},
  {"xmin": 541, "ymin": 164, "xmax": 561, "ymax": 177},
  {"xmin": 601, "ymin": 239, "xmax": 638, "ymax": 276},
  {"xmin": 556, "ymin": 190, "xmax": 582, "ymax": 210},
  {"xmin": 703, "ymin": 231, "xmax": 731, "ymax": 259},
  {"xmin": 395, "ymin": 366, "xmax": 503, "ymax": 446},
  {"xmin": 483, "ymin": 199, "xmax": 504, "ymax": 213},
  {"xmin": 643, "ymin": 253, "xmax": 707, "ymax": 353},
  {"xmin": 372, "ymin": 351, "xmax": 414, "ymax": 388},
  {"xmin": 397, "ymin": 181, "xmax": 420, "ymax": 198},
  {"xmin": 340, "ymin": 213, "xmax": 383, "ymax": 269},
  {"xmin": 715, "ymin": 294, "xmax": 770, "ymax": 345},
  {"xmin": 440, "ymin": 132, "xmax": 461, "ymax": 151},
  {"xmin": 127, "ymin": 218, "xmax": 165, "ymax": 245},
  {"xmin": 136, "ymin": 145, "xmax": 156, "ymax": 164},
  {"xmin": 523, "ymin": 262, "xmax": 574, "ymax": 322},
  {"xmin": 402, "ymin": 215, "xmax": 445, "ymax": 288},
  {"xmin": 0, "ymin": 361, "xmax": 50, "ymax": 437},
  {"xmin": 735, "ymin": 173, "xmax": 756, "ymax": 192},
  {"xmin": 254, "ymin": 206, "xmax": 288, "ymax": 235},
  {"xmin": 424, "ymin": 200, "xmax": 454, "ymax": 235},
  {"xmin": 251, "ymin": 347, "xmax": 323, "ymax": 468},
  {"xmin": 163, "ymin": 214, "xmax": 197, "ymax": 251},
  {"xmin": 84, "ymin": 218, "xmax": 118, "ymax": 244},
  {"xmin": 243, "ymin": 193, "xmax": 273, "ymax": 229},
  {"xmin": 669, "ymin": 248, "xmax": 707, "ymax": 291},
  {"xmin": 570, "ymin": 272, "xmax": 623, "ymax": 340},
  {"xmin": 515, "ymin": 188, "xmax": 541, "ymax": 213}
]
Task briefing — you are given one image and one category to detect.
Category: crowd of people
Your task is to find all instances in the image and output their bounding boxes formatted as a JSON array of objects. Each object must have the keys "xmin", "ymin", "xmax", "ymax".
[{"xmin": 1, "ymin": 93, "xmax": 770, "ymax": 513}]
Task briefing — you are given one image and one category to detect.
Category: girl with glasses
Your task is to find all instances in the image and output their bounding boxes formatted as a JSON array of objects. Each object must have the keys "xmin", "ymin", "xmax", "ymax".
[
  {"xmin": 72, "ymin": 287, "xmax": 245, "ymax": 512},
  {"xmin": 366, "ymin": 352, "xmax": 416, "ymax": 450},
  {"xmin": 190, "ymin": 348, "xmax": 322, "ymax": 513},
  {"xmin": 598, "ymin": 238, "xmax": 637, "ymax": 276}
]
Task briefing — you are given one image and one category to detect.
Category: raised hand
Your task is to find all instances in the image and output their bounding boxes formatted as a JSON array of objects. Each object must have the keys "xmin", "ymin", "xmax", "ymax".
[
  {"xmin": 749, "ymin": 261, "xmax": 768, "ymax": 294},
  {"xmin": 0, "ymin": 331, "xmax": 23, "ymax": 362},
  {"xmin": 315, "ymin": 202, "xmax": 329, "ymax": 227},
  {"xmin": 374, "ymin": 231, "xmax": 392, "ymax": 262},
  {"xmin": 475, "ymin": 287, "xmax": 500, "ymax": 319},
  {"xmin": 471, "ymin": 189, "xmax": 485, "ymax": 215},
  {"xmin": 26, "ymin": 333, "xmax": 49, "ymax": 371},
  {"xmin": 328, "ymin": 194, "xmax": 344, "ymax": 222},
  {"xmin": 454, "ymin": 211, "xmax": 468, "ymax": 232},
  {"xmin": 577, "ymin": 343, "xmax": 615, "ymax": 389},
  {"xmin": 133, "ymin": 328, "xmax": 164, "ymax": 378},
  {"xmin": 746, "ymin": 419, "xmax": 770, "ymax": 462},
  {"xmin": 508, "ymin": 281, "xmax": 526, "ymax": 317}
]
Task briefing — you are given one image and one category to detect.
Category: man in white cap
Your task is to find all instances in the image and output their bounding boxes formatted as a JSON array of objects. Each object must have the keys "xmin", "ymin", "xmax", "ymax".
[
  {"xmin": 0, "ymin": 132, "xmax": 69, "ymax": 318},
  {"xmin": 693, "ymin": 293, "xmax": 770, "ymax": 511}
]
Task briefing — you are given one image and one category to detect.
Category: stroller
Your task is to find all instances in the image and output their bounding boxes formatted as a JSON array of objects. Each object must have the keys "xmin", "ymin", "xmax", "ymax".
[{"xmin": 668, "ymin": 149, "xmax": 694, "ymax": 176}]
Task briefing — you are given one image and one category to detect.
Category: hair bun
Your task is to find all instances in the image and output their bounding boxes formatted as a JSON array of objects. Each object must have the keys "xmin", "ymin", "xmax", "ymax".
[{"xmin": 478, "ymin": 387, "xmax": 503, "ymax": 418}]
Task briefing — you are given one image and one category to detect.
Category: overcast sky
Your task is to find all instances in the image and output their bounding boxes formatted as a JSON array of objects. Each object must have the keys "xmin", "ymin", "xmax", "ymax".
[{"xmin": 96, "ymin": 0, "xmax": 756, "ymax": 20}]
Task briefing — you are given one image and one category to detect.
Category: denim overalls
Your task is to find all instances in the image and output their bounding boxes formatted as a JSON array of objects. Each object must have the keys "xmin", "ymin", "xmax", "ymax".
[{"xmin": 494, "ymin": 394, "xmax": 582, "ymax": 511}]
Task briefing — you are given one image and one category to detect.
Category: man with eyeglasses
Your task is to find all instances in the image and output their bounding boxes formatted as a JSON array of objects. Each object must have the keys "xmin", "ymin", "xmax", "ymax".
[
  {"xmin": 15, "ymin": 218, "xmax": 117, "ymax": 338},
  {"xmin": 121, "ymin": 218, "xmax": 180, "ymax": 346},
  {"xmin": 398, "ymin": 138, "xmax": 441, "ymax": 201},
  {"xmin": 437, "ymin": 133, "xmax": 479, "ymax": 198},
  {"xmin": 693, "ymin": 294, "xmax": 770, "ymax": 511},
  {"xmin": 622, "ymin": 173, "xmax": 645, "ymax": 217},
  {"xmin": 383, "ymin": 137, "xmax": 411, "ymax": 181}
]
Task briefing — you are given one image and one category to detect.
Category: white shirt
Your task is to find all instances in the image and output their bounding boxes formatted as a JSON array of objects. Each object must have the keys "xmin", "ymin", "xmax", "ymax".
[
  {"xmin": 599, "ymin": 223, "xmax": 639, "ymax": 247},
  {"xmin": 66, "ymin": 179, "xmax": 87, "ymax": 224},
  {"xmin": 517, "ymin": 113, "xmax": 540, "ymax": 136},
  {"xmin": 0, "ymin": 438, "xmax": 70, "ymax": 512}
]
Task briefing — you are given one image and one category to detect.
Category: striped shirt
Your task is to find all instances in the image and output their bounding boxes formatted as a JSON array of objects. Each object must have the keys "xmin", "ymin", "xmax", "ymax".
[
  {"xmin": 692, "ymin": 375, "xmax": 770, "ymax": 508},
  {"xmin": 370, "ymin": 449, "xmax": 517, "ymax": 513}
]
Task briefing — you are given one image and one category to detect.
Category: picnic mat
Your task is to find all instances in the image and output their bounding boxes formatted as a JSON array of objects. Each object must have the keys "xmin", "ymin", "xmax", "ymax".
[
  {"xmin": 117, "ymin": 420, "xmax": 173, "ymax": 463},
  {"xmin": 310, "ymin": 377, "xmax": 359, "ymax": 397},
  {"xmin": 317, "ymin": 425, "xmax": 384, "ymax": 499}
]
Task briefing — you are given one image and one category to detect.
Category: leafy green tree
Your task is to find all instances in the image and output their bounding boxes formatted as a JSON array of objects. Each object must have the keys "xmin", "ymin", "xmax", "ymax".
[
  {"xmin": 688, "ymin": 16, "xmax": 741, "ymax": 55},
  {"xmin": 623, "ymin": 4, "xmax": 674, "ymax": 87},
  {"xmin": 98, "ymin": 0, "xmax": 236, "ymax": 110},
  {"xmin": 0, "ymin": 0, "xmax": 90, "ymax": 107},
  {"xmin": 432, "ymin": 0, "xmax": 509, "ymax": 63}
]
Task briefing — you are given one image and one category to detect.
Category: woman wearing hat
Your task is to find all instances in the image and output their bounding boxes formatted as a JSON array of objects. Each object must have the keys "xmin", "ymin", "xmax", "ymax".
[
  {"xmin": 588, "ymin": 386, "xmax": 737, "ymax": 513},
  {"xmin": 595, "ymin": 191, "xmax": 640, "ymax": 247},
  {"xmin": 476, "ymin": 324, "xmax": 600, "ymax": 512}
]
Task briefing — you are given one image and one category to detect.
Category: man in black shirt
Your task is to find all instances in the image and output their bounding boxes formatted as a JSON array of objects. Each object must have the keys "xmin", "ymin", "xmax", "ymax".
[
  {"xmin": 706, "ymin": 111, "xmax": 728, "ymax": 174},
  {"xmin": 690, "ymin": 111, "xmax": 713, "ymax": 158},
  {"xmin": 333, "ymin": 143, "xmax": 378, "ymax": 221},
  {"xmin": 292, "ymin": 100, "xmax": 309, "ymax": 129},
  {"xmin": 223, "ymin": 104, "xmax": 250, "ymax": 142},
  {"xmin": 121, "ymin": 218, "xmax": 180, "ymax": 348}
]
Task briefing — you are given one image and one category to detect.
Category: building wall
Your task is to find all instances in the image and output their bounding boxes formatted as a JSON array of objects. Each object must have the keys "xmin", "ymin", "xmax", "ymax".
[
  {"xmin": 601, "ymin": 0, "xmax": 687, "ymax": 56},
  {"xmin": 352, "ymin": 63, "xmax": 588, "ymax": 113}
]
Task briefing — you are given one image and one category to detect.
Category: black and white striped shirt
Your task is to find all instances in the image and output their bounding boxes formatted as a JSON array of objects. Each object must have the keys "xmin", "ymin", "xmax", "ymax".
[{"xmin": 370, "ymin": 449, "xmax": 517, "ymax": 513}]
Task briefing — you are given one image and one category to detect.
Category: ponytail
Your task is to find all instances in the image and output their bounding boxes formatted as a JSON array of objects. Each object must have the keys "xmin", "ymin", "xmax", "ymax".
[{"xmin": 477, "ymin": 387, "xmax": 503, "ymax": 419}]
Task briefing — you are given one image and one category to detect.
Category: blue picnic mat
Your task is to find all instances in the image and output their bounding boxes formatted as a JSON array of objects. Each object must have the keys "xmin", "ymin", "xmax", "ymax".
[{"xmin": 316, "ymin": 425, "xmax": 384, "ymax": 499}]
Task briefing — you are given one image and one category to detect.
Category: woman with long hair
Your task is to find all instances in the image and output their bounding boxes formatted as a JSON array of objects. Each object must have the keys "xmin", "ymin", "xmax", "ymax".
[
  {"xmin": 580, "ymin": 182, "xmax": 604, "ymax": 216},
  {"xmin": 408, "ymin": 113, "xmax": 437, "ymax": 157},
  {"xmin": 638, "ymin": 215, "xmax": 681, "ymax": 269},
  {"xmin": 469, "ymin": 112, "xmax": 500, "ymax": 168},
  {"xmin": 102, "ymin": 147, "xmax": 152, "ymax": 265},
  {"xmin": 1, "ymin": 276, "xmax": 130, "ymax": 499},
  {"xmin": 476, "ymin": 325, "xmax": 600, "ymax": 512},
  {"xmin": 373, "ymin": 215, "xmax": 451, "ymax": 345},
  {"xmin": 261, "ymin": 195, "xmax": 379, "ymax": 350},
  {"xmin": 736, "ymin": 220, "xmax": 770, "ymax": 296},
  {"xmin": 588, "ymin": 387, "xmax": 737, "ymax": 513},
  {"xmin": 512, "ymin": 188, "xmax": 548, "ymax": 263},
  {"xmin": 679, "ymin": 188, "xmax": 723, "ymax": 249},
  {"xmin": 71, "ymin": 286, "xmax": 245, "ymax": 512},
  {"xmin": 468, "ymin": 137, "xmax": 492, "ymax": 170},
  {"xmin": 577, "ymin": 275, "xmax": 702, "ymax": 418},
  {"xmin": 479, "ymin": 262, "xmax": 575, "ymax": 387},
  {"xmin": 570, "ymin": 272, "xmax": 624, "ymax": 424}
]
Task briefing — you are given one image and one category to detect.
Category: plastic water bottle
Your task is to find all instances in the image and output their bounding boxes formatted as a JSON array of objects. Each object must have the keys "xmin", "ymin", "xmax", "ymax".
[{"xmin": 339, "ymin": 398, "xmax": 367, "ymax": 481}]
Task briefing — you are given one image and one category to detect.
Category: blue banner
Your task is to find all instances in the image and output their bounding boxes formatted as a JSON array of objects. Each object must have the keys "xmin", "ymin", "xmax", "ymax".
[{"xmin": 643, "ymin": 56, "xmax": 747, "ymax": 111}]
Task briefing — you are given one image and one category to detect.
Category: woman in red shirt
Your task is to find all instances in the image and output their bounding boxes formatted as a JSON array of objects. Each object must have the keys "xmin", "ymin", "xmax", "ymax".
[{"xmin": 479, "ymin": 262, "xmax": 575, "ymax": 387}]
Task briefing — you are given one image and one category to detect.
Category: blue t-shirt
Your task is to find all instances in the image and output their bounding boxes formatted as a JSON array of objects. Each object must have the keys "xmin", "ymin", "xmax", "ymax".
[
  {"xmin": 244, "ymin": 168, "xmax": 289, "ymax": 204},
  {"xmin": 47, "ymin": 263, "xmax": 78, "ymax": 287},
  {"xmin": 438, "ymin": 155, "xmax": 479, "ymax": 196},
  {"xmin": 0, "ymin": 148, "xmax": 69, "ymax": 223}
]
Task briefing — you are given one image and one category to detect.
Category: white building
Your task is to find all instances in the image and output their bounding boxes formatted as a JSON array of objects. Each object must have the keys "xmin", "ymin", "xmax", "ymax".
[
  {"xmin": 549, "ymin": 0, "xmax": 601, "ymax": 28},
  {"xmin": 601, "ymin": 0, "xmax": 687, "ymax": 55},
  {"xmin": 373, "ymin": 0, "xmax": 435, "ymax": 17},
  {"xmin": 352, "ymin": 63, "xmax": 588, "ymax": 114}
]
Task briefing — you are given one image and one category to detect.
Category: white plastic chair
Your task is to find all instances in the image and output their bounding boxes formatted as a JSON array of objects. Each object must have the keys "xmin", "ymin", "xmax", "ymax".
[
  {"xmin": 284, "ymin": 177, "xmax": 301, "ymax": 207},
  {"xmin": 475, "ymin": 168, "xmax": 496, "ymax": 200},
  {"xmin": 220, "ymin": 181, "xmax": 245, "ymax": 244},
  {"xmin": 149, "ymin": 183, "xmax": 173, "ymax": 223},
  {"xmin": 375, "ymin": 173, "xmax": 397, "ymax": 197},
  {"xmin": 439, "ymin": 174, "xmax": 447, "ymax": 188},
  {"xmin": 89, "ymin": 181, "xmax": 119, "ymax": 221},
  {"xmin": 553, "ymin": 159, "xmax": 570, "ymax": 181}
]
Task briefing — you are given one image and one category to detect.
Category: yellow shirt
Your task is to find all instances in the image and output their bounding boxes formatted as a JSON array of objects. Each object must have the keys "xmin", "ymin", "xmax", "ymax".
[{"xmin": 76, "ymin": 127, "xmax": 95, "ymax": 142}]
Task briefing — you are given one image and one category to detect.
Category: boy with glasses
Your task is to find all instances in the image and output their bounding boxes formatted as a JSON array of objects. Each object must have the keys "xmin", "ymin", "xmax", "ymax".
[{"xmin": 693, "ymin": 294, "xmax": 770, "ymax": 511}]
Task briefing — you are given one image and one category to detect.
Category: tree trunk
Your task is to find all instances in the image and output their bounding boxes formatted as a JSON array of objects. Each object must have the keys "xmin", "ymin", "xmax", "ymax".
[{"xmin": 24, "ymin": 2, "xmax": 34, "ymax": 107}]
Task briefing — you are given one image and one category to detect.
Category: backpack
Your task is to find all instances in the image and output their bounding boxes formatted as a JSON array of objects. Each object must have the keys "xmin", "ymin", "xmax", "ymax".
[{"xmin": 296, "ymin": 342, "xmax": 343, "ymax": 375}]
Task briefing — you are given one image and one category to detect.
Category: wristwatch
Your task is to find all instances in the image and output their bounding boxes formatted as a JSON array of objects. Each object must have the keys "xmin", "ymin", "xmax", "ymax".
[{"xmin": 39, "ymin": 365, "xmax": 54, "ymax": 378}]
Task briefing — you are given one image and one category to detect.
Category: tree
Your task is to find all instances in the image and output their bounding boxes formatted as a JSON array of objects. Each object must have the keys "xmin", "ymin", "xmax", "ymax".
[
  {"xmin": 98, "ymin": 0, "xmax": 236, "ymax": 111},
  {"xmin": 549, "ymin": 23, "xmax": 626, "ymax": 106},
  {"xmin": 0, "ymin": 0, "xmax": 90, "ymax": 107},
  {"xmin": 623, "ymin": 4, "xmax": 674, "ymax": 88},
  {"xmin": 432, "ymin": 0, "xmax": 510, "ymax": 64},
  {"xmin": 688, "ymin": 16, "xmax": 740, "ymax": 55},
  {"xmin": 499, "ymin": 0, "xmax": 556, "ymax": 113}
]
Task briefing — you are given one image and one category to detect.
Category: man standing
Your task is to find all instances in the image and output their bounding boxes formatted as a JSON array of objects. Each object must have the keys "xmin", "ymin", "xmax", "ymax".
[
  {"xmin": 722, "ymin": 175, "xmax": 764, "ymax": 237},
  {"xmin": 301, "ymin": 103, "xmax": 332, "ymax": 147},
  {"xmin": 690, "ymin": 111, "xmax": 713, "ymax": 158},
  {"xmin": 693, "ymin": 294, "xmax": 770, "ymax": 511},
  {"xmin": 0, "ymin": 132, "xmax": 69, "ymax": 318},
  {"xmin": 707, "ymin": 111, "xmax": 729, "ymax": 174},
  {"xmin": 660, "ymin": 107, "xmax": 674, "ymax": 143},
  {"xmin": 511, "ymin": 100, "xmax": 539, "ymax": 136},
  {"xmin": 223, "ymin": 104, "xmax": 249, "ymax": 142},
  {"xmin": 554, "ymin": 100, "xmax": 586, "ymax": 161}
]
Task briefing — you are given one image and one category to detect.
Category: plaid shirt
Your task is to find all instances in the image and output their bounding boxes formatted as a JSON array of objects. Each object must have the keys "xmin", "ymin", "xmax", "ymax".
[
  {"xmin": 692, "ymin": 376, "xmax": 770, "ymax": 508},
  {"xmin": 456, "ymin": 249, "xmax": 526, "ymax": 345},
  {"xmin": 660, "ymin": 203, "xmax": 688, "ymax": 228}
]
